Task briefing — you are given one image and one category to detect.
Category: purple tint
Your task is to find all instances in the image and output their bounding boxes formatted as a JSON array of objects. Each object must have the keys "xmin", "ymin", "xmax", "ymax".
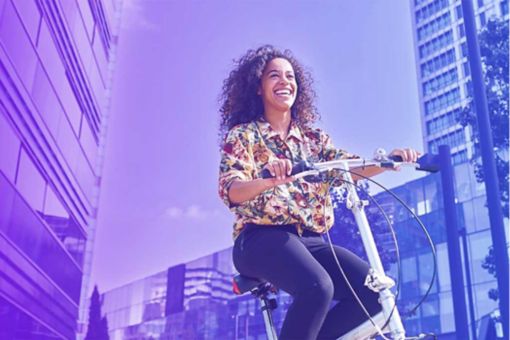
[{"xmin": 92, "ymin": 0, "xmax": 423, "ymax": 292}]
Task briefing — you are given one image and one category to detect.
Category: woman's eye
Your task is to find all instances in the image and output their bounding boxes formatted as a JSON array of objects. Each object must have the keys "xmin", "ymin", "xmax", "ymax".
[{"xmin": 270, "ymin": 74, "xmax": 278, "ymax": 78}]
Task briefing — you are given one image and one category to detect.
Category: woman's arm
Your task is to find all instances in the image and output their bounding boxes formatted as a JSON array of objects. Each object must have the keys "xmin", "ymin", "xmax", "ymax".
[
  {"xmin": 349, "ymin": 148, "xmax": 421, "ymax": 181},
  {"xmin": 228, "ymin": 159, "xmax": 293, "ymax": 205}
]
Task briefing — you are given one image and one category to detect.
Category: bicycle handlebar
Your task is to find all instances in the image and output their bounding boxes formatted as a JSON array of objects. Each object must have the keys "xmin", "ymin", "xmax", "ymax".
[{"xmin": 260, "ymin": 155, "xmax": 434, "ymax": 180}]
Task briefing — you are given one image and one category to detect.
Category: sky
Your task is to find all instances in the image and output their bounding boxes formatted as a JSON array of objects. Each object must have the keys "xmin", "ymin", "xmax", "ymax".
[{"xmin": 89, "ymin": 0, "xmax": 426, "ymax": 293}]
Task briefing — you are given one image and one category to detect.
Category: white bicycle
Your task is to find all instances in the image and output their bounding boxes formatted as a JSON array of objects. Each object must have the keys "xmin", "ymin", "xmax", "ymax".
[{"xmin": 232, "ymin": 150, "xmax": 437, "ymax": 340}]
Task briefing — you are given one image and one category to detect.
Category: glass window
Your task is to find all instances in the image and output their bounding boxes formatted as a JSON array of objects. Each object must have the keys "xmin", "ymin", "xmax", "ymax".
[
  {"xmin": 12, "ymin": 0, "xmax": 41, "ymax": 43},
  {"xmin": 15, "ymin": 148, "xmax": 46, "ymax": 212},
  {"xmin": 479, "ymin": 12, "xmax": 486, "ymax": 26},
  {"xmin": 0, "ymin": 1, "xmax": 38, "ymax": 89},
  {"xmin": 79, "ymin": 119, "xmax": 98, "ymax": 168},
  {"xmin": 456, "ymin": 5, "xmax": 463, "ymax": 19},
  {"xmin": 458, "ymin": 24, "xmax": 465, "ymax": 38},
  {"xmin": 31, "ymin": 62, "xmax": 64, "ymax": 137},
  {"xmin": 473, "ymin": 282, "xmax": 499, "ymax": 319},
  {"xmin": 468, "ymin": 230, "xmax": 494, "ymax": 284},
  {"xmin": 42, "ymin": 185, "xmax": 86, "ymax": 267},
  {"xmin": 502, "ymin": 0, "xmax": 509, "ymax": 15},
  {"xmin": 76, "ymin": 0, "xmax": 95, "ymax": 41},
  {"xmin": 0, "ymin": 112, "xmax": 21, "ymax": 183}
]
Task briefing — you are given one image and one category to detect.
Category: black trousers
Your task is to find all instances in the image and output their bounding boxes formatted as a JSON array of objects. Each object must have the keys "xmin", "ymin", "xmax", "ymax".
[{"xmin": 232, "ymin": 224, "xmax": 382, "ymax": 340}]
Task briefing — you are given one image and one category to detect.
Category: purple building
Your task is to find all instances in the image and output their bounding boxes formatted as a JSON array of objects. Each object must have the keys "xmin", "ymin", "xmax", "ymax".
[{"xmin": 0, "ymin": 0, "xmax": 121, "ymax": 338}]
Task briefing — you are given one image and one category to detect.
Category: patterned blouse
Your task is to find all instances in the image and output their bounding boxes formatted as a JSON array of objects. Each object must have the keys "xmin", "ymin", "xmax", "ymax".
[{"xmin": 218, "ymin": 118, "xmax": 359, "ymax": 239}]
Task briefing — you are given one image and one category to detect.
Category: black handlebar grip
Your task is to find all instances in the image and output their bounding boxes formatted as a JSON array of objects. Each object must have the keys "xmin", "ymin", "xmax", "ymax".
[
  {"xmin": 261, "ymin": 160, "xmax": 315, "ymax": 179},
  {"xmin": 388, "ymin": 155, "xmax": 403, "ymax": 162}
]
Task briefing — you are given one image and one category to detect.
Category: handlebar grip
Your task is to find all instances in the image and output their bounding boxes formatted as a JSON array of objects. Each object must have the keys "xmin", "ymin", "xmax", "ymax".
[
  {"xmin": 261, "ymin": 160, "xmax": 315, "ymax": 179},
  {"xmin": 388, "ymin": 155, "xmax": 403, "ymax": 162}
]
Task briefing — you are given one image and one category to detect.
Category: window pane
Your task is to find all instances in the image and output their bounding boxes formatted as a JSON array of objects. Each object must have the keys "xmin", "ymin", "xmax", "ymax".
[
  {"xmin": 0, "ymin": 1, "xmax": 38, "ymax": 89},
  {"xmin": 0, "ymin": 111, "xmax": 21, "ymax": 183},
  {"xmin": 15, "ymin": 148, "xmax": 46, "ymax": 212}
]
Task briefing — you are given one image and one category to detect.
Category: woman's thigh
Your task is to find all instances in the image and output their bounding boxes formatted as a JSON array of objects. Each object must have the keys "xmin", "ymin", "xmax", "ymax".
[
  {"xmin": 233, "ymin": 227, "xmax": 332, "ymax": 296},
  {"xmin": 309, "ymin": 243, "xmax": 373, "ymax": 301}
]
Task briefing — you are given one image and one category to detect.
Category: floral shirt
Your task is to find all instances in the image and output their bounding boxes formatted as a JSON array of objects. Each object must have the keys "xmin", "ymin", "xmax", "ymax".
[{"xmin": 219, "ymin": 118, "xmax": 359, "ymax": 239}]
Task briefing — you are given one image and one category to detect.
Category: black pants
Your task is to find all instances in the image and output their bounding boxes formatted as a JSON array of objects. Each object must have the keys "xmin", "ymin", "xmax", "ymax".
[{"xmin": 232, "ymin": 224, "xmax": 382, "ymax": 340}]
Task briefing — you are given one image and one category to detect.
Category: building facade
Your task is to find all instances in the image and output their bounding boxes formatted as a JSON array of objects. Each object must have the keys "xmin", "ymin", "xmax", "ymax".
[
  {"xmin": 407, "ymin": 0, "xmax": 508, "ymax": 337},
  {"xmin": 410, "ymin": 0, "xmax": 508, "ymax": 160},
  {"xmin": 0, "ymin": 0, "xmax": 121, "ymax": 338}
]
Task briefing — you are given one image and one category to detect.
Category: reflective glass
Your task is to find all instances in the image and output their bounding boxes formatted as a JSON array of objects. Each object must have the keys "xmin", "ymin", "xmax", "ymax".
[
  {"xmin": 0, "ymin": 111, "xmax": 21, "ymax": 183},
  {"xmin": 468, "ymin": 230, "xmax": 494, "ymax": 284},
  {"xmin": 0, "ymin": 172, "xmax": 82, "ymax": 302},
  {"xmin": 42, "ymin": 185, "xmax": 86, "ymax": 267},
  {"xmin": 12, "ymin": 0, "xmax": 41, "ymax": 43},
  {"xmin": 473, "ymin": 282, "xmax": 499, "ymax": 319},
  {"xmin": 37, "ymin": 20, "xmax": 81, "ymax": 134},
  {"xmin": 76, "ymin": 0, "xmax": 95, "ymax": 40},
  {"xmin": 15, "ymin": 148, "xmax": 46, "ymax": 212},
  {"xmin": 31, "ymin": 62, "xmax": 64, "ymax": 137},
  {"xmin": 0, "ymin": 296, "xmax": 61, "ymax": 339},
  {"xmin": 80, "ymin": 119, "xmax": 98, "ymax": 168},
  {"xmin": 0, "ymin": 1, "xmax": 38, "ymax": 89}
]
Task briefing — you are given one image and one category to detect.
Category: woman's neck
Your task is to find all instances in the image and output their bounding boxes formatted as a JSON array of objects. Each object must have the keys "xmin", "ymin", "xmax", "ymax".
[{"xmin": 264, "ymin": 110, "xmax": 291, "ymax": 139}]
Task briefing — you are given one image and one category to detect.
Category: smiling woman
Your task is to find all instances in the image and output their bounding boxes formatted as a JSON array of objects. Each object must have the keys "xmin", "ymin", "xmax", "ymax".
[{"xmin": 217, "ymin": 45, "xmax": 419, "ymax": 340}]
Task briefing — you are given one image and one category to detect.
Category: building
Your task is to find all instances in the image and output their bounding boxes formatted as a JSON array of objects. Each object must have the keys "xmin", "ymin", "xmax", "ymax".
[
  {"xmin": 410, "ymin": 0, "xmax": 508, "ymax": 161},
  {"xmin": 0, "ymin": 0, "xmax": 121, "ymax": 338},
  {"xmin": 406, "ymin": 0, "xmax": 508, "ymax": 336}
]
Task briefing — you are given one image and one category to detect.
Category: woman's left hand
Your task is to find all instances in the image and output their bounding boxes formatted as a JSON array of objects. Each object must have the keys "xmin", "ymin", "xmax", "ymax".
[{"xmin": 388, "ymin": 148, "xmax": 421, "ymax": 170}]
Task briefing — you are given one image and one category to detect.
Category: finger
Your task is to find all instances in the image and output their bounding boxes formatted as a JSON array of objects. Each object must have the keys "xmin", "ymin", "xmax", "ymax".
[
  {"xmin": 265, "ymin": 163, "xmax": 276, "ymax": 177},
  {"xmin": 285, "ymin": 159, "xmax": 292, "ymax": 176},
  {"xmin": 411, "ymin": 149, "xmax": 418, "ymax": 162},
  {"xmin": 274, "ymin": 161, "xmax": 284, "ymax": 180}
]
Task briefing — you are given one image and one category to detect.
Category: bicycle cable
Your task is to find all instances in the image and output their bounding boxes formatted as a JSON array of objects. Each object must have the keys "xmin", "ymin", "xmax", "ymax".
[{"xmin": 320, "ymin": 164, "xmax": 438, "ymax": 339}]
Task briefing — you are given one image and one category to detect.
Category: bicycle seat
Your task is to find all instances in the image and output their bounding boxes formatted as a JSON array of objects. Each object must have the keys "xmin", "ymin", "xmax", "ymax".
[{"xmin": 233, "ymin": 274, "xmax": 268, "ymax": 295}]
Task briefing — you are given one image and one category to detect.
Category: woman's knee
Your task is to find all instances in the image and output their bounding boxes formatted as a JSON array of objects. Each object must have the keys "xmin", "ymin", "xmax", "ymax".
[{"xmin": 299, "ymin": 275, "xmax": 335, "ymax": 305}]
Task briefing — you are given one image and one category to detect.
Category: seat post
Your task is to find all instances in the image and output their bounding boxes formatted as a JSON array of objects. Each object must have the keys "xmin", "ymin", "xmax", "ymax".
[{"xmin": 260, "ymin": 295, "xmax": 278, "ymax": 340}]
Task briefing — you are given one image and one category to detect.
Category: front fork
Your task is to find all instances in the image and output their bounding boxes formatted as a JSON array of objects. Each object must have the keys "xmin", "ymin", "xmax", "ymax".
[{"xmin": 340, "ymin": 162, "xmax": 406, "ymax": 340}]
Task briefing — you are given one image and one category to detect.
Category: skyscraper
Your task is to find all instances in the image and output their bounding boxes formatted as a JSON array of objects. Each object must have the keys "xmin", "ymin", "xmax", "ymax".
[
  {"xmin": 410, "ymin": 0, "xmax": 508, "ymax": 159},
  {"xmin": 0, "ymin": 0, "xmax": 121, "ymax": 338},
  {"xmin": 406, "ymin": 0, "xmax": 508, "ymax": 336}
]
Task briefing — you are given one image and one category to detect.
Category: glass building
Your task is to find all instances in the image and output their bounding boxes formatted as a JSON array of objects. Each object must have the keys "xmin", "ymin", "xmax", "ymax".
[
  {"xmin": 410, "ymin": 0, "xmax": 508, "ymax": 161},
  {"xmin": 0, "ymin": 0, "xmax": 121, "ymax": 338},
  {"xmin": 407, "ymin": 0, "xmax": 509, "ymax": 337}
]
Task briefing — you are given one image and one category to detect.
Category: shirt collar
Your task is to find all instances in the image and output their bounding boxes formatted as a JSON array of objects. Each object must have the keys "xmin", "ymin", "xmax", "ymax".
[{"xmin": 256, "ymin": 117, "xmax": 303, "ymax": 142}]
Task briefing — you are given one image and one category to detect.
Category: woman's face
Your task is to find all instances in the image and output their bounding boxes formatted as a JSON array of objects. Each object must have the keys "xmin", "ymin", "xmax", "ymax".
[{"xmin": 258, "ymin": 58, "xmax": 298, "ymax": 114}]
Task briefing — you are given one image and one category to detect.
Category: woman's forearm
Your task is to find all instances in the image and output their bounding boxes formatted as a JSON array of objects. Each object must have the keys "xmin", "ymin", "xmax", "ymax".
[
  {"xmin": 228, "ymin": 179, "xmax": 274, "ymax": 205},
  {"xmin": 350, "ymin": 165, "xmax": 386, "ymax": 181}
]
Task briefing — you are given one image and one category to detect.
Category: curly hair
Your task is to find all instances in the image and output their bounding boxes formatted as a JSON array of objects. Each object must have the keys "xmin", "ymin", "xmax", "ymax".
[{"xmin": 218, "ymin": 45, "xmax": 320, "ymax": 144}]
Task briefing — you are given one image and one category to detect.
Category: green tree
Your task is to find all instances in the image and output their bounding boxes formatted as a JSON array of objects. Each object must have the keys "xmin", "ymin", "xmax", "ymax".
[
  {"xmin": 330, "ymin": 182, "xmax": 397, "ymax": 271},
  {"xmin": 458, "ymin": 18, "xmax": 509, "ymax": 216},
  {"xmin": 85, "ymin": 285, "xmax": 110, "ymax": 340},
  {"xmin": 458, "ymin": 18, "xmax": 509, "ymax": 302}
]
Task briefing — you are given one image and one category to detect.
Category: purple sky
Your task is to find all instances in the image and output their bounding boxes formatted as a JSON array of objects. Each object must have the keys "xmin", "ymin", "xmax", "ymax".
[{"xmin": 90, "ymin": 0, "xmax": 425, "ymax": 293}]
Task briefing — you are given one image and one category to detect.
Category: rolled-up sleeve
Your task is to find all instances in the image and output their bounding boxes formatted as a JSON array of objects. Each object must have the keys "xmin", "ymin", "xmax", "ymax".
[{"xmin": 219, "ymin": 127, "xmax": 255, "ymax": 208}]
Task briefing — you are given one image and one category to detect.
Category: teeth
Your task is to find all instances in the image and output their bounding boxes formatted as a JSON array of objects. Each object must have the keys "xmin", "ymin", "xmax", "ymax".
[{"xmin": 275, "ymin": 90, "xmax": 291, "ymax": 95}]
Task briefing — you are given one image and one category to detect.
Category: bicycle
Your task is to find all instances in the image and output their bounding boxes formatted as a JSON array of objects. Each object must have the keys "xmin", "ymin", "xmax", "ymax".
[{"xmin": 232, "ymin": 150, "xmax": 437, "ymax": 340}]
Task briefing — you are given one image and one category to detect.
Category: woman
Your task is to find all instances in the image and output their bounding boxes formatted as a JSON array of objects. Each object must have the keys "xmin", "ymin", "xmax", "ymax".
[{"xmin": 218, "ymin": 45, "xmax": 419, "ymax": 340}]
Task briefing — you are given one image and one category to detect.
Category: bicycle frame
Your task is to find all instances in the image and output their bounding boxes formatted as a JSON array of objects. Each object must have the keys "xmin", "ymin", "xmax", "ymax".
[{"xmin": 306, "ymin": 156, "xmax": 420, "ymax": 340}]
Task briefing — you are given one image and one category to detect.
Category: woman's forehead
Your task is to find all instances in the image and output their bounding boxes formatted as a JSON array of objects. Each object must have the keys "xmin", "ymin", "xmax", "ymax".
[{"xmin": 264, "ymin": 58, "xmax": 294, "ymax": 73}]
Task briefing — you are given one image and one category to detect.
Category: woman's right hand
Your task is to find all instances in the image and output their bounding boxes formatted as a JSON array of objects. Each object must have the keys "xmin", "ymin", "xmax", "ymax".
[{"xmin": 263, "ymin": 159, "xmax": 294, "ymax": 187}]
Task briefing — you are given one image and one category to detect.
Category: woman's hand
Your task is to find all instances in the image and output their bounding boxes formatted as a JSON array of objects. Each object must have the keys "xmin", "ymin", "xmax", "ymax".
[
  {"xmin": 263, "ymin": 159, "xmax": 294, "ymax": 186},
  {"xmin": 388, "ymin": 148, "xmax": 422, "ymax": 170}
]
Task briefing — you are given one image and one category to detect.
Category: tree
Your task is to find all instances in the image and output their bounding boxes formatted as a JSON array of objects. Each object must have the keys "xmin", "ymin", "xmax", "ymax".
[
  {"xmin": 85, "ymin": 285, "xmax": 110, "ymax": 340},
  {"xmin": 329, "ymin": 181, "xmax": 397, "ymax": 272},
  {"xmin": 457, "ymin": 18, "xmax": 509, "ymax": 302}
]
